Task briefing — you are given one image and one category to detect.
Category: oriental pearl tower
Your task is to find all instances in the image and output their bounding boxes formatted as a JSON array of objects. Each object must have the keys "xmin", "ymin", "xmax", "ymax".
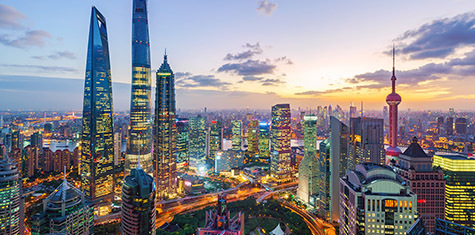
[{"xmin": 385, "ymin": 46, "xmax": 402, "ymax": 164}]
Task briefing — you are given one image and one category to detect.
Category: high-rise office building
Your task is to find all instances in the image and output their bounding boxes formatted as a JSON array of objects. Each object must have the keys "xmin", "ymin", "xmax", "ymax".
[
  {"xmin": 393, "ymin": 137, "xmax": 445, "ymax": 233},
  {"xmin": 297, "ymin": 115, "xmax": 318, "ymax": 207},
  {"xmin": 0, "ymin": 158, "xmax": 24, "ymax": 235},
  {"xmin": 126, "ymin": 0, "xmax": 153, "ymax": 176},
  {"xmin": 114, "ymin": 132, "xmax": 121, "ymax": 166},
  {"xmin": 154, "ymin": 54, "xmax": 177, "ymax": 199},
  {"xmin": 339, "ymin": 163, "xmax": 418, "ymax": 235},
  {"xmin": 208, "ymin": 121, "xmax": 223, "ymax": 165},
  {"xmin": 433, "ymin": 153, "xmax": 475, "ymax": 228},
  {"xmin": 231, "ymin": 120, "xmax": 242, "ymax": 150},
  {"xmin": 386, "ymin": 47, "xmax": 402, "ymax": 163},
  {"xmin": 11, "ymin": 131, "xmax": 22, "ymax": 150},
  {"xmin": 121, "ymin": 159, "xmax": 156, "ymax": 235},
  {"xmin": 31, "ymin": 171, "xmax": 94, "ymax": 234},
  {"xmin": 176, "ymin": 118, "xmax": 190, "ymax": 164},
  {"xmin": 215, "ymin": 150, "xmax": 245, "ymax": 173},
  {"xmin": 30, "ymin": 132, "xmax": 43, "ymax": 148},
  {"xmin": 189, "ymin": 116, "xmax": 207, "ymax": 169},
  {"xmin": 270, "ymin": 104, "xmax": 291, "ymax": 180},
  {"xmin": 258, "ymin": 122, "xmax": 270, "ymax": 161},
  {"xmin": 318, "ymin": 138, "xmax": 331, "ymax": 219},
  {"xmin": 349, "ymin": 117, "xmax": 385, "ymax": 166},
  {"xmin": 455, "ymin": 118, "xmax": 467, "ymax": 135},
  {"xmin": 328, "ymin": 116, "xmax": 349, "ymax": 222},
  {"xmin": 446, "ymin": 117, "xmax": 454, "ymax": 135},
  {"xmin": 80, "ymin": 6, "xmax": 115, "ymax": 210},
  {"xmin": 247, "ymin": 120, "xmax": 259, "ymax": 158}
]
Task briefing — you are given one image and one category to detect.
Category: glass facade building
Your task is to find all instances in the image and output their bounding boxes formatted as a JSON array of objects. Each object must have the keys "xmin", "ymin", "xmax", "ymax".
[
  {"xmin": 258, "ymin": 122, "xmax": 270, "ymax": 162},
  {"xmin": 126, "ymin": 0, "xmax": 154, "ymax": 176},
  {"xmin": 80, "ymin": 6, "xmax": 115, "ymax": 206},
  {"xmin": 189, "ymin": 116, "xmax": 207, "ymax": 169},
  {"xmin": 231, "ymin": 120, "xmax": 242, "ymax": 150},
  {"xmin": 154, "ymin": 54, "xmax": 177, "ymax": 200},
  {"xmin": 208, "ymin": 121, "xmax": 223, "ymax": 165},
  {"xmin": 176, "ymin": 118, "xmax": 190, "ymax": 163},
  {"xmin": 247, "ymin": 120, "xmax": 259, "ymax": 158},
  {"xmin": 433, "ymin": 154, "xmax": 475, "ymax": 229},
  {"xmin": 270, "ymin": 104, "xmax": 291, "ymax": 180},
  {"xmin": 121, "ymin": 164, "xmax": 156, "ymax": 235},
  {"xmin": 318, "ymin": 138, "xmax": 331, "ymax": 219},
  {"xmin": 297, "ymin": 115, "xmax": 318, "ymax": 206},
  {"xmin": 0, "ymin": 159, "xmax": 23, "ymax": 235}
]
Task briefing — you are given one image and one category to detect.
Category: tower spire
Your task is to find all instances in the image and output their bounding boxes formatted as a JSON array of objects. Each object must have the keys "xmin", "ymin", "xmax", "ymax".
[
  {"xmin": 164, "ymin": 48, "xmax": 167, "ymax": 61},
  {"xmin": 391, "ymin": 44, "xmax": 396, "ymax": 93},
  {"xmin": 392, "ymin": 44, "xmax": 395, "ymax": 77}
]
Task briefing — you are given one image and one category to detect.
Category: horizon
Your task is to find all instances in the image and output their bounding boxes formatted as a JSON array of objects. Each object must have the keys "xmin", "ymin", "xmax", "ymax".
[{"xmin": 1, "ymin": 1, "xmax": 475, "ymax": 110}]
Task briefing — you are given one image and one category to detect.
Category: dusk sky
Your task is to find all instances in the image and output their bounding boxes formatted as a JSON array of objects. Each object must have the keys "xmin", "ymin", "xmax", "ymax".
[{"xmin": 1, "ymin": 0, "xmax": 475, "ymax": 111}]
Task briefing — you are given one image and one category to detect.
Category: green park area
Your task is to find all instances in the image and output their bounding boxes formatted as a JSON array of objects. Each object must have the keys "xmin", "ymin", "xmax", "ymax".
[{"xmin": 157, "ymin": 198, "xmax": 312, "ymax": 235}]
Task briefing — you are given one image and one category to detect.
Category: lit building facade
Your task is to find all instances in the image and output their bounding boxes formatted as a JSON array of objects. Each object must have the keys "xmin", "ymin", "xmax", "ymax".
[
  {"xmin": 208, "ymin": 121, "xmax": 223, "ymax": 165},
  {"xmin": 432, "ymin": 153, "xmax": 475, "ymax": 229},
  {"xmin": 339, "ymin": 163, "xmax": 418, "ymax": 235},
  {"xmin": 270, "ymin": 104, "xmax": 291, "ymax": 179},
  {"xmin": 318, "ymin": 138, "xmax": 331, "ymax": 219},
  {"xmin": 454, "ymin": 118, "xmax": 467, "ymax": 135},
  {"xmin": 126, "ymin": 0, "xmax": 154, "ymax": 175},
  {"xmin": 0, "ymin": 159, "xmax": 23, "ymax": 235},
  {"xmin": 349, "ymin": 117, "xmax": 385, "ymax": 166},
  {"xmin": 386, "ymin": 47, "xmax": 402, "ymax": 163},
  {"xmin": 258, "ymin": 122, "xmax": 270, "ymax": 162},
  {"xmin": 154, "ymin": 54, "xmax": 177, "ymax": 200},
  {"xmin": 328, "ymin": 116, "xmax": 349, "ymax": 222},
  {"xmin": 121, "ymin": 162, "xmax": 156, "ymax": 235},
  {"xmin": 231, "ymin": 120, "xmax": 242, "ymax": 150},
  {"xmin": 297, "ymin": 115, "xmax": 318, "ymax": 206},
  {"xmin": 80, "ymin": 6, "xmax": 115, "ymax": 208},
  {"xmin": 31, "ymin": 173, "xmax": 94, "ymax": 234},
  {"xmin": 176, "ymin": 118, "xmax": 190, "ymax": 164},
  {"xmin": 392, "ymin": 137, "xmax": 445, "ymax": 233},
  {"xmin": 114, "ymin": 132, "xmax": 121, "ymax": 166},
  {"xmin": 189, "ymin": 116, "xmax": 207, "ymax": 168},
  {"xmin": 247, "ymin": 120, "xmax": 259, "ymax": 158}
]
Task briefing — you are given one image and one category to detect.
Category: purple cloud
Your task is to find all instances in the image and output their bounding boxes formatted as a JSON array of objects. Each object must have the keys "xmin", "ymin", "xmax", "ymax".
[
  {"xmin": 0, "ymin": 4, "xmax": 26, "ymax": 29},
  {"xmin": 0, "ymin": 30, "xmax": 51, "ymax": 48}
]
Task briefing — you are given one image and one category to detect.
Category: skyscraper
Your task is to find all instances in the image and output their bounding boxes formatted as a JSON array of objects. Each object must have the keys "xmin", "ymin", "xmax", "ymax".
[
  {"xmin": 126, "ymin": 0, "xmax": 153, "ymax": 176},
  {"xmin": 318, "ymin": 138, "xmax": 331, "ymax": 219},
  {"xmin": 270, "ymin": 104, "xmax": 291, "ymax": 180},
  {"xmin": 231, "ymin": 120, "xmax": 242, "ymax": 150},
  {"xmin": 247, "ymin": 120, "xmax": 259, "ymax": 158},
  {"xmin": 349, "ymin": 117, "xmax": 385, "ymax": 166},
  {"xmin": 189, "ymin": 116, "xmax": 207, "ymax": 169},
  {"xmin": 176, "ymin": 118, "xmax": 190, "ymax": 164},
  {"xmin": 258, "ymin": 122, "xmax": 270, "ymax": 162},
  {"xmin": 81, "ymin": 6, "xmax": 115, "ymax": 210},
  {"xmin": 386, "ymin": 47, "xmax": 402, "ymax": 164},
  {"xmin": 32, "ymin": 170, "xmax": 94, "ymax": 234},
  {"xmin": 455, "ymin": 117, "xmax": 467, "ymax": 135},
  {"xmin": 121, "ymin": 159, "xmax": 156, "ymax": 235},
  {"xmin": 297, "ymin": 115, "xmax": 318, "ymax": 207},
  {"xmin": 0, "ymin": 158, "xmax": 24, "ymax": 235},
  {"xmin": 433, "ymin": 153, "xmax": 475, "ymax": 229},
  {"xmin": 328, "ymin": 116, "xmax": 349, "ymax": 222},
  {"xmin": 154, "ymin": 54, "xmax": 177, "ymax": 200},
  {"xmin": 208, "ymin": 121, "xmax": 223, "ymax": 165}
]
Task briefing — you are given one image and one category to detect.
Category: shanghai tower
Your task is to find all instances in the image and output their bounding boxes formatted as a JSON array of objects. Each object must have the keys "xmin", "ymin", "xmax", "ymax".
[
  {"xmin": 81, "ymin": 7, "xmax": 115, "ymax": 208},
  {"xmin": 154, "ymin": 53, "xmax": 177, "ymax": 200},
  {"xmin": 126, "ymin": 0, "xmax": 153, "ymax": 176}
]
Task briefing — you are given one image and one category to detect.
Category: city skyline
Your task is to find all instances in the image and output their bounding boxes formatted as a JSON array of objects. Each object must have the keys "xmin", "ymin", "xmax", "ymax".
[{"xmin": 1, "ymin": 1, "xmax": 475, "ymax": 110}]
